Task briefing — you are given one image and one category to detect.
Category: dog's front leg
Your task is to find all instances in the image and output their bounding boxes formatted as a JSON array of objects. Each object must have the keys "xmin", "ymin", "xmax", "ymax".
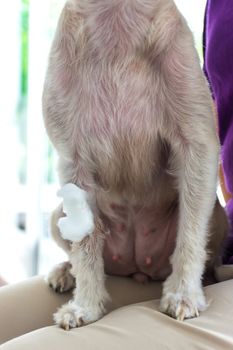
[
  {"xmin": 160, "ymin": 137, "xmax": 219, "ymax": 320},
  {"xmin": 54, "ymin": 219, "xmax": 110, "ymax": 330}
]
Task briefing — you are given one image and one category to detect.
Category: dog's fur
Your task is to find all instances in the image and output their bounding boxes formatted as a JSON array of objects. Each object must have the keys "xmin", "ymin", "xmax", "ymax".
[{"xmin": 43, "ymin": 0, "xmax": 228, "ymax": 329}]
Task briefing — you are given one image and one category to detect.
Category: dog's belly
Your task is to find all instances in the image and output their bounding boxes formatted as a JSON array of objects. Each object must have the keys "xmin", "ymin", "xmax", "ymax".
[{"xmin": 102, "ymin": 200, "xmax": 178, "ymax": 282}]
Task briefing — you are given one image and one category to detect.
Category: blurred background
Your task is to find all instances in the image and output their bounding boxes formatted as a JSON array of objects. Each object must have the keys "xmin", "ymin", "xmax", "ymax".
[{"xmin": 0, "ymin": 0, "xmax": 212, "ymax": 284}]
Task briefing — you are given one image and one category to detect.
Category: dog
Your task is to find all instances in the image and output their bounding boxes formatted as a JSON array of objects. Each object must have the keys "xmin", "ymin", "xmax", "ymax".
[{"xmin": 43, "ymin": 0, "xmax": 228, "ymax": 330}]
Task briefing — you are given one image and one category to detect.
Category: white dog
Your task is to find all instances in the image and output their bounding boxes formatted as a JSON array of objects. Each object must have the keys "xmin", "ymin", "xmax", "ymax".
[{"xmin": 43, "ymin": 0, "xmax": 228, "ymax": 330}]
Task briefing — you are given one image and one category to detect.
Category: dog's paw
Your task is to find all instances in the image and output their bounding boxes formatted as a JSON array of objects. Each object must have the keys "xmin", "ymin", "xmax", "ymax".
[
  {"xmin": 46, "ymin": 262, "xmax": 75, "ymax": 293},
  {"xmin": 160, "ymin": 277, "xmax": 207, "ymax": 321},
  {"xmin": 160, "ymin": 292, "xmax": 207, "ymax": 321},
  {"xmin": 54, "ymin": 302, "xmax": 105, "ymax": 330}
]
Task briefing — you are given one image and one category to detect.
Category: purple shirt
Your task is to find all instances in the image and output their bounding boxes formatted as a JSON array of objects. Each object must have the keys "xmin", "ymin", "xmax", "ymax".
[
  {"xmin": 203, "ymin": 0, "xmax": 233, "ymax": 262},
  {"xmin": 204, "ymin": 0, "xmax": 233, "ymax": 145}
]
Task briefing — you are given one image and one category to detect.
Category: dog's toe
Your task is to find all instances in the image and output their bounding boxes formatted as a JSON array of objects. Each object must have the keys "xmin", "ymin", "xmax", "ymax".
[
  {"xmin": 54, "ymin": 302, "xmax": 105, "ymax": 330},
  {"xmin": 160, "ymin": 290, "xmax": 207, "ymax": 321},
  {"xmin": 160, "ymin": 273, "xmax": 208, "ymax": 321},
  {"xmin": 54, "ymin": 303, "xmax": 85, "ymax": 330},
  {"xmin": 46, "ymin": 261, "xmax": 75, "ymax": 293}
]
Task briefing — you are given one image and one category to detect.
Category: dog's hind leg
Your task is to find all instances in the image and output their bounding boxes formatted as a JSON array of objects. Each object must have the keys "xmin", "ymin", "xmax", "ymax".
[
  {"xmin": 160, "ymin": 135, "xmax": 219, "ymax": 320},
  {"xmin": 54, "ymin": 218, "xmax": 110, "ymax": 330},
  {"xmin": 45, "ymin": 204, "xmax": 75, "ymax": 293}
]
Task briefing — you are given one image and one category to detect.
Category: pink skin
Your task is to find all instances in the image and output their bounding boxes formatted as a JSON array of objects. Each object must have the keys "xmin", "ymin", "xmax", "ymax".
[{"xmin": 102, "ymin": 199, "xmax": 178, "ymax": 281}]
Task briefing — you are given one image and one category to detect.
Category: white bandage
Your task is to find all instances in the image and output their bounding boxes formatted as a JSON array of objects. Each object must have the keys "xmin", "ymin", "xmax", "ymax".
[{"xmin": 57, "ymin": 183, "xmax": 94, "ymax": 242}]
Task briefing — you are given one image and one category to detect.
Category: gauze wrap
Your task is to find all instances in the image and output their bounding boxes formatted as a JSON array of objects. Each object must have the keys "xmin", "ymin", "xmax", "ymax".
[{"xmin": 57, "ymin": 184, "xmax": 94, "ymax": 242}]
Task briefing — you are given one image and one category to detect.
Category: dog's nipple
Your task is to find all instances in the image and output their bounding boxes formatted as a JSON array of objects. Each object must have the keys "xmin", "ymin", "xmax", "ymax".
[
  {"xmin": 112, "ymin": 254, "xmax": 120, "ymax": 262},
  {"xmin": 145, "ymin": 256, "xmax": 152, "ymax": 266}
]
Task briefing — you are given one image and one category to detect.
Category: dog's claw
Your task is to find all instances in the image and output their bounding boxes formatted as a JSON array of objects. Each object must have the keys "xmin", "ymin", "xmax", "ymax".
[
  {"xmin": 177, "ymin": 308, "xmax": 186, "ymax": 322},
  {"xmin": 54, "ymin": 302, "xmax": 105, "ymax": 330},
  {"xmin": 46, "ymin": 262, "xmax": 75, "ymax": 294},
  {"xmin": 63, "ymin": 323, "xmax": 70, "ymax": 331},
  {"xmin": 160, "ymin": 288, "xmax": 207, "ymax": 321},
  {"xmin": 194, "ymin": 307, "xmax": 199, "ymax": 317}
]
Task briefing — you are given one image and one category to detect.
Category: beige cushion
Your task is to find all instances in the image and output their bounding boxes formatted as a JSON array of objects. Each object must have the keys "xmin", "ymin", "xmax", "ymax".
[
  {"xmin": 0, "ymin": 276, "xmax": 162, "ymax": 345},
  {"xmin": 1, "ymin": 277, "xmax": 233, "ymax": 349}
]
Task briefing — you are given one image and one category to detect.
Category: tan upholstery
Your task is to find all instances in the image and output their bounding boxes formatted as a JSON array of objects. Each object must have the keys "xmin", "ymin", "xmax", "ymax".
[
  {"xmin": 0, "ymin": 276, "xmax": 233, "ymax": 349},
  {"xmin": 0, "ymin": 276, "xmax": 162, "ymax": 344}
]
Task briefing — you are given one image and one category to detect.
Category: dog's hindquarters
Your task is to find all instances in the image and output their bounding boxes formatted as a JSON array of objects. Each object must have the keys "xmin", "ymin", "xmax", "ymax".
[{"xmin": 43, "ymin": 0, "xmax": 224, "ymax": 326}]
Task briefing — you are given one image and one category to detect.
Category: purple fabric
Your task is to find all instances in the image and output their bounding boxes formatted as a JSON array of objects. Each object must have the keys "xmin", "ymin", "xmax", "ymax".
[
  {"xmin": 224, "ymin": 200, "xmax": 233, "ymax": 264},
  {"xmin": 203, "ymin": 0, "xmax": 233, "ymax": 263}
]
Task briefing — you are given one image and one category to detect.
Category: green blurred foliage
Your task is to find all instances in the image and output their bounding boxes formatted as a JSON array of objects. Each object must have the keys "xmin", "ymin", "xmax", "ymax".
[
  {"xmin": 16, "ymin": 0, "xmax": 29, "ymax": 184},
  {"xmin": 21, "ymin": 0, "xmax": 29, "ymax": 96}
]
